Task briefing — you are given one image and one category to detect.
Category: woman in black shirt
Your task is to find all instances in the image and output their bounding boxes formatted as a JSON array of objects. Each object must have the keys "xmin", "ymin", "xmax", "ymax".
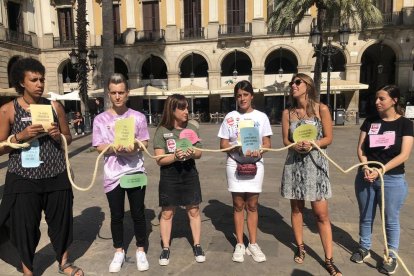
[{"xmin": 350, "ymin": 85, "xmax": 413, "ymax": 275}]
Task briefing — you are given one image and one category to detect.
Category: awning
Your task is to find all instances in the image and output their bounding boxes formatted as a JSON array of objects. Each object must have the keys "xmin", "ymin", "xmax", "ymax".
[
  {"xmin": 211, "ymin": 83, "xmax": 261, "ymax": 97},
  {"xmin": 321, "ymin": 79, "xmax": 369, "ymax": 91},
  {"xmin": 48, "ymin": 91, "xmax": 81, "ymax": 101},
  {"xmin": 0, "ymin": 87, "xmax": 18, "ymax": 97},
  {"xmin": 165, "ymin": 84, "xmax": 209, "ymax": 97},
  {"xmin": 88, "ymin": 88, "xmax": 104, "ymax": 98},
  {"xmin": 129, "ymin": 85, "xmax": 165, "ymax": 97}
]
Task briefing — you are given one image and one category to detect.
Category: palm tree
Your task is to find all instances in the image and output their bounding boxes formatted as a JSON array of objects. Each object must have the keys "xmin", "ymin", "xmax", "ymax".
[
  {"xmin": 268, "ymin": 0, "xmax": 382, "ymax": 97},
  {"xmin": 102, "ymin": 0, "xmax": 115, "ymax": 110},
  {"xmin": 75, "ymin": 0, "xmax": 90, "ymax": 130}
]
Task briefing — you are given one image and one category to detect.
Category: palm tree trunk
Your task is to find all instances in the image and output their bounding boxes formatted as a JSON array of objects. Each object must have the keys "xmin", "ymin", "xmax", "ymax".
[
  {"xmin": 76, "ymin": 0, "xmax": 91, "ymax": 131},
  {"xmin": 102, "ymin": 0, "xmax": 115, "ymax": 110},
  {"xmin": 314, "ymin": 1, "xmax": 327, "ymax": 102}
]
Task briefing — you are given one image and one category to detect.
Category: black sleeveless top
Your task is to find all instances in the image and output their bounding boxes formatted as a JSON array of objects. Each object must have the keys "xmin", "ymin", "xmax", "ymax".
[{"xmin": 8, "ymin": 98, "xmax": 67, "ymax": 179}]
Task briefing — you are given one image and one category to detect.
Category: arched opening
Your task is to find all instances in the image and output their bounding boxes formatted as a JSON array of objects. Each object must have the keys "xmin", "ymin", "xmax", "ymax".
[
  {"xmin": 221, "ymin": 50, "xmax": 252, "ymax": 77},
  {"xmin": 180, "ymin": 53, "xmax": 208, "ymax": 78},
  {"xmin": 115, "ymin": 58, "xmax": 129, "ymax": 80},
  {"xmin": 264, "ymin": 48, "xmax": 298, "ymax": 74},
  {"xmin": 141, "ymin": 55, "xmax": 168, "ymax": 80},
  {"xmin": 359, "ymin": 42, "xmax": 396, "ymax": 116},
  {"xmin": 322, "ymin": 46, "xmax": 346, "ymax": 72}
]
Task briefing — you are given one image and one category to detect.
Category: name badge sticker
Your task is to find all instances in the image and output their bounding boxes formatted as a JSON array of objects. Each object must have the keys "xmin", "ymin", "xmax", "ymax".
[
  {"xmin": 21, "ymin": 139, "xmax": 43, "ymax": 168},
  {"xmin": 368, "ymin": 123, "xmax": 381, "ymax": 135},
  {"xmin": 21, "ymin": 117, "xmax": 32, "ymax": 122}
]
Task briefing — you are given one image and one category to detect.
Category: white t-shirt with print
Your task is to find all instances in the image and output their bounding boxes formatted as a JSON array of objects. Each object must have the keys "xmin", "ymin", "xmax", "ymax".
[{"xmin": 218, "ymin": 109, "xmax": 273, "ymax": 162}]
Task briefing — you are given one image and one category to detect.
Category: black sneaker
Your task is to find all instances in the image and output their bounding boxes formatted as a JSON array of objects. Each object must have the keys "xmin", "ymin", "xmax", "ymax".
[
  {"xmin": 378, "ymin": 258, "xmax": 398, "ymax": 275},
  {"xmin": 193, "ymin": 244, "xmax": 206, "ymax": 263},
  {"xmin": 350, "ymin": 247, "xmax": 371, "ymax": 263},
  {"xmin": 159, "ymin": 248, "xmax": 170, "ymax": 266}
]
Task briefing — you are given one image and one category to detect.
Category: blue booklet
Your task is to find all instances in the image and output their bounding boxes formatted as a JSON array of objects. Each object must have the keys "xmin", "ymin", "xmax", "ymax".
[{"xmin": 240, "ymin": 127, "xmax": 260, "ymax": 155}]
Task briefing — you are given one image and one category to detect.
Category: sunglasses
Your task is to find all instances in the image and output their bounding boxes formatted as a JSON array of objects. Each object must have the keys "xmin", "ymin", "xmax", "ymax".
[{"xmin": 289, "ymin": 79, "xmax": 303, "ymax": 87}]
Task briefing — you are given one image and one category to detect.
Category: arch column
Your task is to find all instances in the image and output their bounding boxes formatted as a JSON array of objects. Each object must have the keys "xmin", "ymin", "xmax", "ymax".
[
  {"xmin": 344, "ymin": 63, "xmax": 362, "ymax": 113},
  {"xmin": 167, "ymin": 71, "xmax": 180, "ymax": 90},
  {"xmin": 128, "ymin": 72, "xmax": 141, "ymax": 88},
  {"xmin": 208, "ymin": 69, "xmax": 221, "ymax": 89},
  {"xmin": 251, "ymin": 67, "xmax": 265, "ymax": 89},
  {"xmin": 396, "ymin": 61, "xmax": 413, "ymax": 96}
]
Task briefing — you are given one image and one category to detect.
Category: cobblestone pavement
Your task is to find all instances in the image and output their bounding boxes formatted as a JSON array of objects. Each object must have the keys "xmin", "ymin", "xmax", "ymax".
[{"xmin": 0, "ymin": 123, "xmax": 413, "ymax": 276}]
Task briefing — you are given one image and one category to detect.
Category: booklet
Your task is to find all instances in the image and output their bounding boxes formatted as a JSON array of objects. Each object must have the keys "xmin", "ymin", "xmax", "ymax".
[
  {"xmin": 114, "ymin": 117, "xmax": 135, "ymax": 147},
  {"xmin": 30, "ymin": 104, "xmax": 54, "ymax": 131}
]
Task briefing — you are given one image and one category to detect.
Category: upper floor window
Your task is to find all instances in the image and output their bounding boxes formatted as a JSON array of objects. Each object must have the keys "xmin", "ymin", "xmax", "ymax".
[
  {"xmin": 7, "ymin": 1, "xmax": 23, "ymax": 32},
  {"xmin": 143, "ymin": 0, "xmax": 160, "ymax": 31},
  {"xmin": 375, "ymin": 0, "xmax": 393, "ymax": 13},
  {"xmin": 57, "ymin": 8, "xmax": 74, "ymax": 41},
  {"xmin": 227, "ymin": 0, "xmax": 245, "ymax": 26},
  {"xmin": 113, "ymin": 4, "xmax": 121, "ymax": 36}
]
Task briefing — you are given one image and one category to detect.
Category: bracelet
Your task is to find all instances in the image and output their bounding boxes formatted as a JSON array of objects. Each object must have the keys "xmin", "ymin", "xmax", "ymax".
[{"xmin": 14, "ymin": 133, "xmax": 21, "ymax": 143}]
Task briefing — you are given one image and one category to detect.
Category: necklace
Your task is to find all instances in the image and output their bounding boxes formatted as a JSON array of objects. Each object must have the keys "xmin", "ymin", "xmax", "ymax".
[
  {"xmin": 22, "ymin": 96, "xmax": 39, "ymax": 105},
  {"xmin": 295, "ymin": 108, "xmax": 306, "ymax": 120}
]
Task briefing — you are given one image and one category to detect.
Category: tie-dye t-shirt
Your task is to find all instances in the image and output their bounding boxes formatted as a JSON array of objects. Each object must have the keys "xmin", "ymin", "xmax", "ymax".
[{"xmin": 92, "ymin": 108, "xmax": 150, "ymax": 193}]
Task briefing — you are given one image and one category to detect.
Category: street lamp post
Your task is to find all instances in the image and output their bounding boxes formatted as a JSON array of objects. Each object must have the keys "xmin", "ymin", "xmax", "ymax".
[
  {"xmin": 310, "ymin": 24, "xmax": 351, "ymax": 111},
  {"xmin": 278, "ymin": 47, "xmax": 285, "ymax": 109},
  {"xmin": 233, "ymin": 49, "xmax": 238, "ymax": 81},
  {"xmin": 69, "ymin": 48, "xmax": 98, "ymax": 132}
]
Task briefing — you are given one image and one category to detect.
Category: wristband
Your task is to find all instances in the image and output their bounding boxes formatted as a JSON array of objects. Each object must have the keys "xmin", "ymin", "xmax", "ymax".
[{"xmin": 14, "ymin": 133, "xmax": 21, "ymax": 143}]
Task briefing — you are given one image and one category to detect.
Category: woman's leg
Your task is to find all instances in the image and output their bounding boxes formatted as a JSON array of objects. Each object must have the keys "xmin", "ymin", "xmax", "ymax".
[
  {"xmin": 378, "ymin": 174, "xmax": 408, "ymax": 258},
  {"xmin": 159, "ymin": 206, "xmax": 175, "ymax": 248},
  {"xmin": 106, "ymin": 185, "xmax": 126, "ymax": 250},
  {"xmin": 127, "ymin": 186, "xmax": 147, "ymax": 251},
  {"xmin": 290, "ymin": 199, "xmax": 305, "ymax": 246},
  {"xmin": 186, "ymin": 205, "xmax": 201, "ymax": 245},
  {"xmin": 245, "ymin": 193, "xmax": 259, "ymax": 244},
  {"xmin": 232, "ymin": 193, "xmax": 246, "ymax": 244},
  {"xmin": 9, "ymin": 193, "xmax": 43, "ymax": 275},
  {"xmin": 311, "ymin": 200, "xmax": 333, "ymax": 258},
  {"xmin": 355, "ymin": 172, "xmax": 377, "ymax": 250}
]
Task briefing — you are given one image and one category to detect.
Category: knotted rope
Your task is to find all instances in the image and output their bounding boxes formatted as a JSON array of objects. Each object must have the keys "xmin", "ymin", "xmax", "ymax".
[{"xmin": 0, "ymin": 135, "xmax": 411, "ymax": 275}]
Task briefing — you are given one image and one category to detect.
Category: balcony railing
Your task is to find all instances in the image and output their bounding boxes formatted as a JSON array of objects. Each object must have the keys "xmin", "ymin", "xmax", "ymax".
[
  {"xmin": 5, "ymin": 29, "xmax": 32, "ymax": 46},
  {"xmin": 219, "ymin": 23, "xmax": 252, "ymax": 36},
  {"xmin": 180, "ymin": 27, "xmax": 205, "ymax": 40},
  {"xmin": 53, "ymin": 37, "xmax": 77, "ymax": 48},
  {"xmin": 136, "ymin": 29, "xmax": 165, "ymax": 42},
  {"xmin": 268, "ymin": 22, "xmax": 295, "ymax": 35},
  {"xmin": 382, "ymin": 11, "xmax": 403, "ymax": 26}
]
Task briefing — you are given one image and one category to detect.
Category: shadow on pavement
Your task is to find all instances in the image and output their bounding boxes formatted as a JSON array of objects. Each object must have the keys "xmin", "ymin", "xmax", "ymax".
[{"xmin": 203, "ymin": 199, "xmax": 254, "ymax": 247}]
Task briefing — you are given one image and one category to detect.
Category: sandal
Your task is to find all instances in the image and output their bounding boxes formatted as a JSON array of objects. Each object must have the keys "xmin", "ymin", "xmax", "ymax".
[
  {"xmin": 325, "ymin": 257, "xmax": 342, "ymax": 276},
  {"xmin": 58, "ymin": 262, "xmax": 84, "ymax": 276},
  {"xmin": 294, "ymin": 243, "xmax": 306, "ymax": 264}
]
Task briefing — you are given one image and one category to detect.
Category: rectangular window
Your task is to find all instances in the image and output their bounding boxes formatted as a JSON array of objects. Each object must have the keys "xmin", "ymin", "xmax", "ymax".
[
  {"xmin": 226, "ymin": 0, "xmax": 245, "ymax": 34},
  {"xmin": 375, "ymin": 0, "xmax": 393, "ymax": 13},
  {"xmin": 7, "ymin": 1, "xmax": 23, "ymax": 32},
  {"xmin": 57, "ymin": 8, "xmax": 74, "ymax": 41},
  {"xmin": 143, "ymin": 1, "xmax": 160, "ymax": 31},
  {"xmin": 183, "ymin": 0, "xmax": 202, "ymax": 38},
  {"xmin": 113, "ymin": 4, "xmax": 121, "ymax": 36}
]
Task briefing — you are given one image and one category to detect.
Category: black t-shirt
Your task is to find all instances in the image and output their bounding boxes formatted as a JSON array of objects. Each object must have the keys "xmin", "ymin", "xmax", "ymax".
[{"xmin": 361, "ymin": 115, "xmax": 413, "ymax": 174}]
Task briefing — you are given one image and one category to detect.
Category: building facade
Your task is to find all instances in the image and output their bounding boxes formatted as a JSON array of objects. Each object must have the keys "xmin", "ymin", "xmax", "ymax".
[{"xmin": 0, "ymin": 0, "xmax": 413, "ymax": 122}]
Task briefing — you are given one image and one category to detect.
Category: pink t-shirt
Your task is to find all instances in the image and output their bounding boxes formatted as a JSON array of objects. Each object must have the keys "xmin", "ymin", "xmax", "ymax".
[{"xmin": 92, "ymin": 109, "xmax": 150, "ymax": 193}]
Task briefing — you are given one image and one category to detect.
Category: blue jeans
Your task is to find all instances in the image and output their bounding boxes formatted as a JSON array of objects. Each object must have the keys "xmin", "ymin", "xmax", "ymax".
[{"xmin": 354, "ymin": 172, "xmax": 408, "ymax": 257}]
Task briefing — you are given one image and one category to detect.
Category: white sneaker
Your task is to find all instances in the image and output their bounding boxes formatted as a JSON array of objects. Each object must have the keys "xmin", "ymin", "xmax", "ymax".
[
  {"xmin": 232, "ymin": 243, "xmax": 245, "ymax": 263},
  {"xmin": 246, "ymin": 243, "xmax": 266, "ymax": 262},
  {"xmin": 136, "ymin": 250, "xmax": 149, "ymax": 271},
  {"xmin": 109, "ymin": 250, "xmax": 125, "ymax": 273}
]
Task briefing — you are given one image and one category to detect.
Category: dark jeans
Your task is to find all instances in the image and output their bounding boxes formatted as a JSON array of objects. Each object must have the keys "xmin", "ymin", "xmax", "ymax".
[
  {"xmin": 74, "ymin": 123, "xmax": 84, "ymax": 134},
  {"xmin": 106, "ymin": 184, "xmax": 147, "ymax": 248}
]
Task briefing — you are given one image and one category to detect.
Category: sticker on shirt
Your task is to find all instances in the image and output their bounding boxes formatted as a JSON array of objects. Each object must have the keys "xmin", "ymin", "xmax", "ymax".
[
  {"xmin": 226, "ymin": 117, "xmax": 235, "ymax": 126},
  {"xmin": 163, "ymin": 132, "xmax": 174, "ymax": 138},
  {"xmin": 21, "ymin": 117, "xmax": 31, "ymax": 122},
  {"xmin": 368, "ymin": 123, "xmax": 381, "ymax": 135},
  {"xmin": 369, "ymin": 131, "xmax": 395, "ymax": 149},
  {"xmin": 304, "ymin": 119, "xmax": 317, "ymax": 126},
  {"xmin": 21, "ymin": 139, "xmax": 43, "ymax": 168},
  {"xmin": 166, "ymin": 138, "xmax": 176, "ymax": 153}
]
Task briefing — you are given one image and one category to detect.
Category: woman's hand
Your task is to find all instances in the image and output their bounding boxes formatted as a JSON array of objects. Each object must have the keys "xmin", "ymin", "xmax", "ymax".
[
  {"xmin": 20, "ymin": 124, "xmax": 45, "ymax": 141},
  {"xmin": 363, "ymin": 167, "xmax": 383, "ymax": 183},
  {"xmin": 244, "ymin": 149, "xmax": 261, "ymax": 158},
  {"xmin": 294, "ymin": 141, "xmax": 312, "ymax": 153},
  {"xmin": 174, "ymin": 148, "xmax": 186, "ymax": 161},
  {"xmin": 185, "ymin": 148, "xmax": 196, "ymax": 159},
  {"xmin": 47, "ymin": 122, "xmax": 62, "ymax": 142}
]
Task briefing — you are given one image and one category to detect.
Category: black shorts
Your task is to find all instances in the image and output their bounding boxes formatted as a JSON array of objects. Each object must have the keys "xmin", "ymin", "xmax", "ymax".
[{"xmin": 159, "ymin": 160, "xmax": 202, "ymax": 207}]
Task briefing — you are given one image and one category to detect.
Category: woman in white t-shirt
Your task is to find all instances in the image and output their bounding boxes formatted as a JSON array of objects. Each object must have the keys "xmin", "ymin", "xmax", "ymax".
[{"xmin": 218, "ymin": 80, "xmax": 272, "ymax": 263}]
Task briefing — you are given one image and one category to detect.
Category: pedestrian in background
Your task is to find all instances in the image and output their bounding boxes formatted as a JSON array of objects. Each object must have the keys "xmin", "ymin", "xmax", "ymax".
[
  {"xmin": 0, "ymin": 58, "xmax": 83, "ymax": 276},
  {"xmin": 153, "ymin": 94, "xmax": 205, "ymax": 266},
  {"xmin": 92, "ymin": 73, "xmax": 150, "ymax": 272},
  {"xmin": 218, "ymin": 80, "xmax": 272, "ymax": 263},
  {"xmin": 280, "ymin": 73, "xmax": 341, "ymax": 276},
  {"xmin": 351, "ymin": 85, "xmax": 413, "ymax": 275},
  {"xmin": 72, "ymin": 111, "xmax": 85, "ymax": 135}
]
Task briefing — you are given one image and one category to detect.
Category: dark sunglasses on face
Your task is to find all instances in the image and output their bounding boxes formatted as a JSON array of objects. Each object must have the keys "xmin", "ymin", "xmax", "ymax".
[{"xmin": 289, "ymin": 79, "xmax": 303, "ymax": 87}]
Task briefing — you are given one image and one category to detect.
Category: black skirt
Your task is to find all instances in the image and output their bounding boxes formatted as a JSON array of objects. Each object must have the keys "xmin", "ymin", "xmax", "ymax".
[{"xmin": 159, "ymin": 159, "xmax": 202, "ymax": 207}]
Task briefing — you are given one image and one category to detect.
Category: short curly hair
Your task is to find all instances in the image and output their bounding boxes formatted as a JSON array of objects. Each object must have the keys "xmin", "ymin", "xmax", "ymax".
[{"xmin": 10, "ymin": 57, "xmax": 45, "ymax": 94}]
